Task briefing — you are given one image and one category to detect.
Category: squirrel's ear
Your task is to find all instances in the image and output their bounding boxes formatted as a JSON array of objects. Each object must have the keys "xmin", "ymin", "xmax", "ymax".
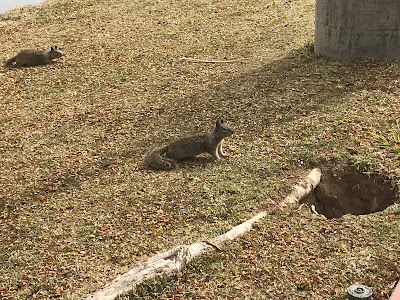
[{"xmin": 216, "ymin": 117, "xmax": 224, "ymax": 127}]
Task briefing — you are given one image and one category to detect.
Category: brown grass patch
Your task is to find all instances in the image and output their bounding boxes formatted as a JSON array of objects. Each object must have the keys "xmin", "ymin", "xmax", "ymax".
[{"xmin": 0, "ymin": 0, "xmax": 399, "ymax": 299}]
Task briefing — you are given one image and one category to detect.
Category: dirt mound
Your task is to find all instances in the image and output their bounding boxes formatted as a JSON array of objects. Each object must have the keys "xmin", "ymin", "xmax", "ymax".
[{"xmin": 302, "ymin": 160, "xmax": 398, "ymax": 218}]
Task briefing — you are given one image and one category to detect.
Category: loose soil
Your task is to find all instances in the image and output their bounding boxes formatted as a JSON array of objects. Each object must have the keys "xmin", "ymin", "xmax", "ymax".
[{"xmin": 303, "ymin": 160, "xmax": 398, "ymax": 218}]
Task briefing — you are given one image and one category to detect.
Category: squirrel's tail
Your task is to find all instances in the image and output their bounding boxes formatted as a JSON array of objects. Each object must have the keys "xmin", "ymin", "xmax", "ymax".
[
  {"xmin": 144, "ymin": 147, "xmax": 176, "ymax": 170},
  {"xmin": 3, "ymin": 56, "xmax": 16, "ymax": 68}
]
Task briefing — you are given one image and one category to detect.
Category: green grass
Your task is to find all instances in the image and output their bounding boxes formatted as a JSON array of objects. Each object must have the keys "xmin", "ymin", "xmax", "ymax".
[
  {"xmin": 0, "ymin": 0, "xmax": 399, "ymax": 299},
  {"xmin": 371, "ymin": 129, "xmax": 400, "ymax": 164}
]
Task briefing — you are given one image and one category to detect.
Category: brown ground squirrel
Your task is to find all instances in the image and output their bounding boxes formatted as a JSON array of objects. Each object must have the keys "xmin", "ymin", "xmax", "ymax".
[
  {"xmin": 3, "ymin": 45, "xmax": 63, "ymax": 68},
  {"xmin": 144, "ymin": 117, "xmax": 234, "ymax": 170}
]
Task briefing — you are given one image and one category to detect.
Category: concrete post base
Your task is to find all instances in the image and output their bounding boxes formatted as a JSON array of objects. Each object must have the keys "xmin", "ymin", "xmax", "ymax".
[{"xmin": 314, "ymin": 0, "xmax": 400, "ymax": 60}]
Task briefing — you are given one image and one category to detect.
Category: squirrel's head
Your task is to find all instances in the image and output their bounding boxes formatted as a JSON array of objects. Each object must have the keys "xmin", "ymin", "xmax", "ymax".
[
  {"xmin": 215, "ymin": 117, "xmax": 234, "ymax": 138},
  {"xmin": 49, "ymin": 45, "xmax": 64, "ymax": 58}
]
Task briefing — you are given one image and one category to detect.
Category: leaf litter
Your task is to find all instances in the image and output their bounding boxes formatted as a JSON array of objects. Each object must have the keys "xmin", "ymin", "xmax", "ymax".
[{"xmin": 0, "ymin": 0, "xmax": 399, "ymax": 299}]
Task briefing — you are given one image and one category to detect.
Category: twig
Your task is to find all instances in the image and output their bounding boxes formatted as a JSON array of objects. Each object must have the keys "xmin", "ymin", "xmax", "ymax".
[{"xmin": 180, "ymin": 57, "xmax": 247, "ymax": 63}]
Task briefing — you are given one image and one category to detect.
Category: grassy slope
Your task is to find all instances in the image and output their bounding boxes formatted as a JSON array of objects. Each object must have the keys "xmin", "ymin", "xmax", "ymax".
[{"xmin": 0, "ymin": 0, "xmax": 399, "ymax": 299}]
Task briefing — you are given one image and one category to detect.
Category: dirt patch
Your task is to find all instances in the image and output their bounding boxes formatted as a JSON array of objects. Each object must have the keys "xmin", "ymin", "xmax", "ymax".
[{"xmin": 302, "ymin": 160, "xmax": 398, "ymax": 219}]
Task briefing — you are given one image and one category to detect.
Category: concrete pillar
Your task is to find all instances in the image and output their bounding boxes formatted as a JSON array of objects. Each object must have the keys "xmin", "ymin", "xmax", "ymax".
[{"xmin": 314, "ymin": 0, "xmax": 400, "ymax": 60}]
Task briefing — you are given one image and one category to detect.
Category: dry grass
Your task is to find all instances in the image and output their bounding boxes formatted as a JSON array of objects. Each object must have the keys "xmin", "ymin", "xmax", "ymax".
[
  {"xmin": 124, "ymin": 206, "xmax": 400, "ymax": 300},
  {"xmin": 0, "ymin": 0, "xmax": 399, "ymax": 299}
]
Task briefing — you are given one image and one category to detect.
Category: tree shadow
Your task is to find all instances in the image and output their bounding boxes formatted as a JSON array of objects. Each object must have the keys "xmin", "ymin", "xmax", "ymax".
[{"xmin": 173, "ymin": 44, "xmax": 399, "ymax": 135}]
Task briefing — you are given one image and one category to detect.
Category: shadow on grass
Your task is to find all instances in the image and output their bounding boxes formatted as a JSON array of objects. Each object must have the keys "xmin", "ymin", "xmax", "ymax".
[
  {"xmin": 175, "ymin": 44, "xmax": 398, "ymax": 129},
  {"xmin": 18, "ymin": 45, "xmax": 400, "ymax": 204}
]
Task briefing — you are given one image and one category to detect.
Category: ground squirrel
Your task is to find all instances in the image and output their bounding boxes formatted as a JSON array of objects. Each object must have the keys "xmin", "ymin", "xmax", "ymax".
[
  {"xmin": 144, "ymin": 117, "xmax": 234, "ymax": 170},
  {"xmin": 3, "ymin": 45, "xmax": 63, "ymax": 68}
]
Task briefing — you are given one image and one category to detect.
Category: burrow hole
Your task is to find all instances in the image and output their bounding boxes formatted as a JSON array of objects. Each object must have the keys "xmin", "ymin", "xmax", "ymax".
[{"xmin": 302, "ymin": 160, "xmax": 398, "ymax": 219}]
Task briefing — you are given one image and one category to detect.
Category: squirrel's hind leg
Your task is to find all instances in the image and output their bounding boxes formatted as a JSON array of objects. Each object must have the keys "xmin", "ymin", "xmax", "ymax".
[{"xmin": 144, "ymin": 148, "xmax": 177, "ymax": 170}]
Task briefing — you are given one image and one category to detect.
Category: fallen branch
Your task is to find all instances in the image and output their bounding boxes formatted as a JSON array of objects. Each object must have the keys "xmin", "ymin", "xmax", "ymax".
[
  {"xmin": 180, "ymin": 57, "xmax": 247, "ymax": 63},
  {"xmin": 83, "ymin": 168, "xmax": 321, "ymax": 300},
  {"xmin": 278, "ymin": 168, "xmax": 321, "ymax": 209}
]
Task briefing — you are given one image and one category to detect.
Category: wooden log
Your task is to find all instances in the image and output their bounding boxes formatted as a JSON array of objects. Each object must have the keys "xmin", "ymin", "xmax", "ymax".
[
  {"xmin": 83, "ymin": 168, "xmax": 321, "ymax": 300},
  {"xmin": 278, "ymin": 168, "xmax": 321, "ymax": 209}
]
